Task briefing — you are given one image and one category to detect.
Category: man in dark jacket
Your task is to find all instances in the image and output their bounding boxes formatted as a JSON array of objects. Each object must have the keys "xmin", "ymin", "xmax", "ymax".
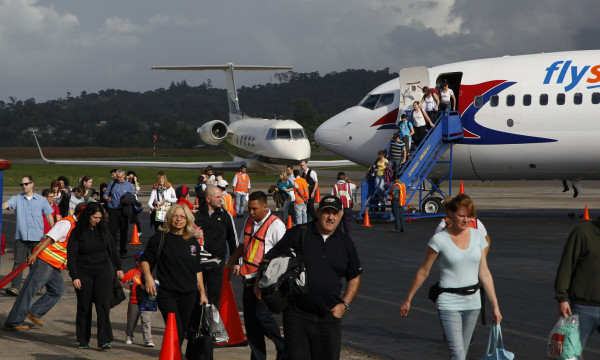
[{"xmin": 194, "ymin": 186, "xmax": 238, "ymax": 306}]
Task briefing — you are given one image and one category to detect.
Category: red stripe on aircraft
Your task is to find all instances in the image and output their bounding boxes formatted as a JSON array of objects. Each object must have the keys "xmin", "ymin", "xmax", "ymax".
[
  {"xmin": 370, "ymin": 108, "xmax": 399, "ymax": 127},
  {"xmin": 458, "ymin": 80, "xmax": 506, "ymax": 114}
]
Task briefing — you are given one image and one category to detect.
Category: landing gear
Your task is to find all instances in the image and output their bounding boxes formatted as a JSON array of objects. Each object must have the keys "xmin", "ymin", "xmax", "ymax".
[{"xmin": 421, "ymin": 197, "xmax": 443, "ymax": 213}]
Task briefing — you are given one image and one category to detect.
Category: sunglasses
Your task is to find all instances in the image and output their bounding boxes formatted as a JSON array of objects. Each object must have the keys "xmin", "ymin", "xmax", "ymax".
[{"xmin": 20, "ymin": 182, "xmax": 32, "ymax": 187}]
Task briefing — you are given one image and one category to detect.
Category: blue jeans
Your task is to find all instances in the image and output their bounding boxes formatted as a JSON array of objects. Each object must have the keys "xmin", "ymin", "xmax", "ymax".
[
  {"xmin": 572, "ymin": 303, "xmax": 600, "ymax": 349},
  {"xmin": 11, "ymin": 240, "xmax": 40, "ymax": 290},
  {"xmin": 390, "ymin": 159, "xmax": 402, "ymax": 174},
  {"xmin": 295, "ymin": 202, "xmax": 307, "ymax": 225},
  {"xmin": 4, "ymin": 259, "xmax": 65, "ymax": 327},
  {"xmin": 235, "ymin": 192, "xmax": 246, "ymax": 216},
  {"xmin": 391, "ymin": 200, "xmax": 405, "ymax": 231},
  {"xmin": 281, "ymin": 197, "xmax": 291, "ymax": 224},
  {"xmin": 438, "ymin": 309, "xmax": 480, "ymax": 360},
  {"xmin": 376, "ymin": 176, "xmax": 386, "ymax": 204}
]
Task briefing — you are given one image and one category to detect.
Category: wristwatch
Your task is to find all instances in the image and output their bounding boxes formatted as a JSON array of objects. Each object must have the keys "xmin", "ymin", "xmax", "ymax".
[{"xmin": 341, "ymin": 301, "xmax": 350, "ymax": 311}]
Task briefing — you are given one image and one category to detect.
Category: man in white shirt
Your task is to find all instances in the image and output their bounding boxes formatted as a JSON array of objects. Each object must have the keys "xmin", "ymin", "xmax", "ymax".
[
  {"xmin": 331, "ymin": 172, "xmax": 357, "ymax": 240},
  {"xmin": 226, "ymin": 191, "xmax": 285, "ymax": 360}
]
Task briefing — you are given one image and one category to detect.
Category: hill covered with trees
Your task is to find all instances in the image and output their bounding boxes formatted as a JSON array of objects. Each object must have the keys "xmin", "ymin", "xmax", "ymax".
[{"xmin": 0, "ymin": 69, "xmax": 397, "ymax": 148}]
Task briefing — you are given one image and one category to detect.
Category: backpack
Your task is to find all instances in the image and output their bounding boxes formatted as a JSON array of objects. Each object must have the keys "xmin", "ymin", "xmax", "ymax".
[{"xmin": 258, "ymin": 225, "xmax": 308, "ymax": 314}]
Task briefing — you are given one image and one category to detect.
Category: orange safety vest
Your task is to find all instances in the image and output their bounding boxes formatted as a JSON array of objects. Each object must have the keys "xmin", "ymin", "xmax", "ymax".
[
  {"xmin": 389, "ymin": 182, "xmax": 407, "ymax": 206},
  {"xmin": 294, "ymin": 178, "xmax": 309, "ymax": 204},
  {"xmin": 222, "ymin": 192, "xmax": 235, "ymax": 216},
  {"xmin": 333, "ymin": 183, "xmax": 353, "ymax": 208},
  {"xmin": 36, "ymin": 215, "xmax": 76, "ymax": 270},
  {"xmin": 234, "ymin": 173, "xmax": 250, "ymax": 193},
  {"xmin": 240, "ymin": 214, "xmax": 280, "ymax": 276}
]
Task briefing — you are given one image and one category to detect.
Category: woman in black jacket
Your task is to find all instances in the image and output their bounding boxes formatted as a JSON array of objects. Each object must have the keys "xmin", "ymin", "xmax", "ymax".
[{"xmin": 67, "ymin": 202, "xmax": 123, "ymax": 350}]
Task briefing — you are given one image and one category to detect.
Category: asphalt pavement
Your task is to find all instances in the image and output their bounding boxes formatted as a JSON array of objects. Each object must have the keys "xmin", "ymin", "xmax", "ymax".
[{"xmin": 1, "ymin": 178, "xmax": 600, "ymax": 359}]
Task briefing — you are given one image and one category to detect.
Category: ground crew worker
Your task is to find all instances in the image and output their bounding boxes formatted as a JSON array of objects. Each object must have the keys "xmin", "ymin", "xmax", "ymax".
[
  {"xmin": 389, "ymin": 175, "xmax": 406, "ymax": 233},
  {"xmin": 226, "ymin": 191, "xmax": 285, "ymax": 360},
  {"xmin": 4, "ymin": 203, "xmax": 84, "ymax": 331},
  {"xmin": 293, "ymin": 169, "xmax": 309, "ymax": 225},
  {"xmin": 233, "ymin": 165, "xmax": 251, "ymax": 218},
  {"xmin": 331, "ymin": 172, "xmax": 357, "ymax": 240},
  {"xmin": 218, "ymin": 180, "xmax": 235, "ymax": 217}
]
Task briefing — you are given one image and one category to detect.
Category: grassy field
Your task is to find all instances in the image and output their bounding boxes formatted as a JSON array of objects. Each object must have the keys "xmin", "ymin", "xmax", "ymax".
[{"xmin": 0, "ymin": 147, "xmax": 361, "ymax": 187}]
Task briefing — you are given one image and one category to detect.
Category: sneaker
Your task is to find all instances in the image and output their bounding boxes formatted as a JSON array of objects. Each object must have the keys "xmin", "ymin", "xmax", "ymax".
[
  {"xmin": 138, "ymin": 232, "xmax": 142, "ymax": 237},
  {"xmin": 98, "ymin": 342, "xmax": 112, "ymax": 350},
  {"xmin": 77, "ymin": 344, "xmax": 89, "ymax": 349},
  {"xmin": 4, "ymin": 324, "xmax": 30, "ymax": 331},
  {"xmin": 5, "ymin": 288, "xmax": 19, "ymax": 296},
  {"xmin": 27, "ymin": 313, "xmax": 44, "ymax": 326},
  {"xmin": 144, "ymin": 340, "xmax": 155, "ymax": 347},
  {"xmin": 125, "ymin": 336, "xmax": 133, "ymax": 345}
]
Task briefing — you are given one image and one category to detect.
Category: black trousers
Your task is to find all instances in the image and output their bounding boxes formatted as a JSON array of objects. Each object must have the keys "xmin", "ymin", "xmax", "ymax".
[
  {"xmin": 243, "ymin": 284, "xmax": 284, "ymax": 360},
  {"xmin": 74, "ymin": 262, "xmax": 114, "ymax": 346},
  {"xmin": 306, "ymin": 195, "xmax": 317, "ymax": 222},
  {"xmin": 202, "ymin": 259, "xmax": 225, "ymax": 308},
  {"xmin": 157, "ymin": 288, "xmax": 197, "ymax": 347},
  {"xmin": 282, "ymin": 308, "xmax": 341, "ymax": 360},
  {"xmin": 107, "ymin": 208, "xmax": 129, "ymax": 255}
]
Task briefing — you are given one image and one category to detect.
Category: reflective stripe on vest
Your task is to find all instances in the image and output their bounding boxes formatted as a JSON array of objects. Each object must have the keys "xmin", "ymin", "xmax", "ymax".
[
  {"xmin": 222, "ymin": 193, "xmax": 235, "ymax": 215},
  {"xmin": 389, "ymin": 183, "xmax": 406, "ymax": 206},
  {"xmin": 37, "ymin": 215, "xmax": 76, "ymax": 270},
  {"xmin": 240, "ymin": 214, "xmax": 280, "ymax": 276},
  {"xmin": 294, "ymin": 178, "xmax": 309, "ymax": 204},
  {"xmin": 234, "ymin": 173, "xmax": 250, "ymax": 193},
  {"xmin": 333, "ymin": 183, "xmax": 353, "ymax": 208}
]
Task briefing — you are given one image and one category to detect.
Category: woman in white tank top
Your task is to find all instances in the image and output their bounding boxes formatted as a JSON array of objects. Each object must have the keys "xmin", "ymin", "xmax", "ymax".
[{"xmin": 420, "ymin": 86, "xmax": 439, "ymax": 124}]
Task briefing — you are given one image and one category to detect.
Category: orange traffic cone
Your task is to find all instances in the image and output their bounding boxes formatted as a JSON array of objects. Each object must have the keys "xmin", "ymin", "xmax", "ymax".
[
  {"xmin": 459, "ymin": 181, "xmax": 465, "ymax": 194},
  {"xmin": 362, "ymin": 209, "xmax": 372, "ymax": 227},
  {"xmin": 129, "ymin": 224, "xmax": 141, "ymax": 245},
  {"xmin": 216, "ymin": 268, "xmax": 248, "ymax": 347},
  {"xmin": 287, "ymin": 215, "xmax": 293, "ymax": 230},
  {"xmin": 582, "ymin": 206, "xmax": 592, "ymax": 221},
  {"xmin": 159, "ymin": 313, "xmax": 181, "ymax": 360},
  {"xmin": 315, "ymin": 187, "xmax": 321, "ymax": 203}
]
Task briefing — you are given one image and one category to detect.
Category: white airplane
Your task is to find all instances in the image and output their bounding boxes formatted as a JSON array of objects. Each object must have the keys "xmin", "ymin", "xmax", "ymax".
[
  {"xmin": 34, "ymin": 63, "xmax": 326, "ymax": 172},
  {"xmin": 315, "ymin": 50, "xmax": 600, "ymax": 192}
]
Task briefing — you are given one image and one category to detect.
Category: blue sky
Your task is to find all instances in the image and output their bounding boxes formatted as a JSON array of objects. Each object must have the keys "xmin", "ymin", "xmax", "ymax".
[{"xmin": 0, "ymin": 0, "xmax": 598, "ymax": 102}]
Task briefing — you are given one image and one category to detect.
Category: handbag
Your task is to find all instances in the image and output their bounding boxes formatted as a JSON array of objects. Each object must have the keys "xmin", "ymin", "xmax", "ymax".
[
  {"xmin": 202, "ymin": 304, "xmax": 229, "ymax": 344},
  {"xmin": 137, "ymin": 233, "xmax": 165, "ymax": 311},
  {"xmin": 186, "ymin": 306, "xmax": 213, "ymax": 360},
  {"xmin": 106, "ymin": 233, "xmax": 126, "ymax": 308},
  {"xmin": 481, "ymin": 323, "xmax": 514, "ymax": 360}
]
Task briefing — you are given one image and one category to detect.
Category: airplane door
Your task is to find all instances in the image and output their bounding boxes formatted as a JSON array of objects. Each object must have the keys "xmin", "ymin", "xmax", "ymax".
[{"xmin": 398, "ymin": 66, "xmax": 430, "ymax": 111}]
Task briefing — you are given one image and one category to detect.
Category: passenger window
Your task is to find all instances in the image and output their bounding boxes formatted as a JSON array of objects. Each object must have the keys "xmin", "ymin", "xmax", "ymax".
[
  {"xmin": 540, "ymin": 94, "xmax": 548, "ymax": 105},
  {"xmin": 474, "ymin": 96, "xmax": 483, "ymax": 108},
  {"xmin": 557, "ymin": 93, "xmax": 565, "ymax": 105},
  {"xmin": 592, "ymin": 92, "xmax": 600, "ymax": 104},
  {"xmin": 506, "ymin": 95, "xmax": 515, "ymax": 107},
  {"xmin": 574, "ymin": 93, "xmax": 583, "ymax": 105},
  {"xmin": 376, "ymin": 94, "xmax": 394, "ymax": 108},
  {"xmin": 360, "ymin": 95, "xmax": 380, "ymax": 110},
  {"xmin": 523, "ymin": 94, "xmax": 531, "ymax": 106},
  {"xmin": 276, "ymin": 129, "xmax": 291, "ymax": 139},
  {"xmin": 291, "ymin": 129, "xmax": 305, "ymax": 139},
  {"xmin": 490, "ymin": 95, "xmax": 499, "ymax": 107}
]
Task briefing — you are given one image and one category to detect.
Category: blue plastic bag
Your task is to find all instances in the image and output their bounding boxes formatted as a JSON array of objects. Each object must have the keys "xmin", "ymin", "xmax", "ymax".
[{"xmin": 481, "ymin": 323, "xmax": 514, "ymax": 360}]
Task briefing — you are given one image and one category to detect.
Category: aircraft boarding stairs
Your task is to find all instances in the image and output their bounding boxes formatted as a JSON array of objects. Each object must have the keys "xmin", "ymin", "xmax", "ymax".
[{"xmin": 356, "ymin": 111, "xmax": 464, "ymax": 221}]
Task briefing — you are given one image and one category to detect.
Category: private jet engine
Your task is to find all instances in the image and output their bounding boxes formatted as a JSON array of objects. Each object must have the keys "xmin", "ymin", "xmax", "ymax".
[{"xmin": 197, "ymin": 120, "xmax": 229, "ymax": 145}]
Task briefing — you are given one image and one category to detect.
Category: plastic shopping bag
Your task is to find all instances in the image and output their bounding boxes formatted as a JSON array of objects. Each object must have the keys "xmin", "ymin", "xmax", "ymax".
[
  {"xmin": 547, "ymin": 315, "xmax": 582, "ymax": 360},
  {"xmin": 202, "ymin": 304, "xmax": 229, "ymax": 344},
  {"xmin": 481, "ymin": 323, "xmax": 514, "ymax": 360}
]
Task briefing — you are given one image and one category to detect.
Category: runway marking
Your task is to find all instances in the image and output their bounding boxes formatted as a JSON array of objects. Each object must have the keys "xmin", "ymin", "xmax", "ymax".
[{"xmin": 356, "ymin": 294, "xmax": 600, "ymax": 355}]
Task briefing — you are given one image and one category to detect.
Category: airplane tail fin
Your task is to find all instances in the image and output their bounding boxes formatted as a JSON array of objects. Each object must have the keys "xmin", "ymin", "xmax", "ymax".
[{"xmin": 152, "ymin": 63, "xmax": 292, "ymax": 123}]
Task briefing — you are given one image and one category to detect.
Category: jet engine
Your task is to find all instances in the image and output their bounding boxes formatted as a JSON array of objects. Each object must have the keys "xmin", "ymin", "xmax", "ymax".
[{"xmin": 197, "ymin": 120, "xmax": 229, "ymax": 145}]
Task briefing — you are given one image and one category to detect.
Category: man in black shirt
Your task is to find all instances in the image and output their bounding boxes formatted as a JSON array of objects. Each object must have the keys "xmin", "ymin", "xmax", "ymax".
[
  {"xmin": 300, "ymin": 160, "xmax": 319, "ymax": 222},
  {"xmin": 194, "ymin": 186, "xmax": 238, "ymax": 307},
  {"xmin": 260, "ymin": 195, "xmax": 362, "ymax": 360}
]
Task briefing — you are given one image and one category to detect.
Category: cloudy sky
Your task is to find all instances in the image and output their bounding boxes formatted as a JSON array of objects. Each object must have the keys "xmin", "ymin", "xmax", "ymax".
[{"xmin": 0, "ymin": 0, "xmax": 598, "ymax": 102}]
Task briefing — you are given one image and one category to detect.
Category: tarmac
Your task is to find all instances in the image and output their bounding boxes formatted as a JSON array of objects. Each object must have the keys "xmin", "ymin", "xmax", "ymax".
[{"xmin": 1, "ymin": 175, "xmax": 600, "ymax": 359}]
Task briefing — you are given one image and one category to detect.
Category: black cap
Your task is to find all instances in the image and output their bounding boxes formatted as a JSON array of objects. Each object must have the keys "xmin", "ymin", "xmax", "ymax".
[{"xmin": 319, "ymin": 195, "xmax": 343, "ymax": 212}]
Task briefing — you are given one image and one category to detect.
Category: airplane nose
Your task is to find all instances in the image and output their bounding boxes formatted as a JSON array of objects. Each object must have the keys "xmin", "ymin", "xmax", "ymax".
[{"xmin": 315, "ymin": 115, "xmax": 342, "ymax": 153}]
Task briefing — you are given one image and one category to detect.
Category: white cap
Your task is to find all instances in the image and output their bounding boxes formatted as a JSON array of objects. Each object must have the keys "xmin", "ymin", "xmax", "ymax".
[{"xmin": 217, "ymin": 179, "xmax": 228, "ymax": 188}]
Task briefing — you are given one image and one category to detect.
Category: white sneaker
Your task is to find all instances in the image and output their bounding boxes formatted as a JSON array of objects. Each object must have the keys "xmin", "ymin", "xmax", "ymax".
[
  {"xmin": 144, "ymin": 340, "xmax": 155, "ymax": 347},
  {"xmin": 138, "ymin": 232, "xmax": 142, "ymax": 237},
  {"xmin": 125, "ymin": 336, "xmax": 133, "ymax": 345}
]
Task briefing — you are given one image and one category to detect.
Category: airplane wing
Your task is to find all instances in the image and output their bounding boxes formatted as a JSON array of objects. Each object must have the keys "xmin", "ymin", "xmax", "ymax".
[
  {"xmin": 308, "ymin": 160, "xmax": 359, "ymax": 168},
  {"xmin": 32, "ymin": 133, "xmax": 245, "ymax": 170}
]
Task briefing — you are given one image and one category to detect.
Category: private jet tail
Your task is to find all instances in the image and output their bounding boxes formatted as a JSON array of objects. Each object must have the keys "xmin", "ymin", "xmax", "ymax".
[{"xmin": 152, "ymin": 63, "xmax": 293, "ymax": 123}]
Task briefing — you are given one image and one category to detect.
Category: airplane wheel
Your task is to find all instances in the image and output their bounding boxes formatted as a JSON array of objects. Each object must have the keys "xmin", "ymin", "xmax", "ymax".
[{"xmin": 421, "ymin": 197, "xmax": 442, "ymax": 213}]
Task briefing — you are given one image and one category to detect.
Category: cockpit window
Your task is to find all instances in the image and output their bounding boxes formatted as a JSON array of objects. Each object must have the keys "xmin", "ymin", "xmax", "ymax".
[
  {"xmin": 359, "ymin": 93, "xmax": 395, "ymax": 110},
  {"xmin": 276, "ymin": 129, "xmax": 291, "ymax": 139},
  {"xmin": 360, "ymin": 95, "xmax": 380, "ymax": 110},
  {"xmin": 291, "ymin": 129, "xmax": 305, "ymax": 139},
  {"xmin": 377, "ymin": 94, "xmax": 394, "ymax": 108}
]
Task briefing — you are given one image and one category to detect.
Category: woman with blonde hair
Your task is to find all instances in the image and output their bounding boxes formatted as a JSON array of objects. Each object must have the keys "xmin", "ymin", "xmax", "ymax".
[
  {"xmin": 400, "ymin": 194, "xmax": 502, "ymax": 360},
  {"xmin": 141, "ymin": 204, "xmax": 208, "ymax": 348},
  {"xmin": 148, "ymin": 171, "xmax": 177, "ymax": 232}
]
